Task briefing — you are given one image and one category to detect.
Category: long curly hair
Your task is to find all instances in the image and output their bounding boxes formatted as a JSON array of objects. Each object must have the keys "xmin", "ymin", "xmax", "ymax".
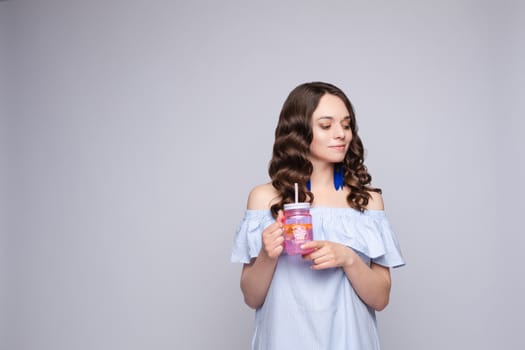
[{"xmin": 268, "ymin": 82, "xmax": 381, "ymax": 217}]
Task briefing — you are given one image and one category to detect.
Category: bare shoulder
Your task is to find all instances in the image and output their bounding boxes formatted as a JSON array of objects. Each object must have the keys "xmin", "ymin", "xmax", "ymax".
[
  {"xmin": 247, "ymin": 183, "xmax": 280, "ymax": 210},
  {"xmin": 366, "ymin": 190, "xmax": 385, "ymax": 210}
]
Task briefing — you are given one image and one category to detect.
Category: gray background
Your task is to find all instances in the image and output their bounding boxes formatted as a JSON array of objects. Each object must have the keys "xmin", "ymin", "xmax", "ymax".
[
  {"xmin": 1, "ymin": 1, "xmax": 7, "ymax": 346},
  {"xmin": 1, "ymin": 0, "xmax": 524, "ymax": 349}
]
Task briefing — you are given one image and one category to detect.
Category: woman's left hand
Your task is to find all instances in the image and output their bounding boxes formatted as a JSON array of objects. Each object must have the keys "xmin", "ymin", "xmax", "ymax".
[{"xmin": 301, "ymin": 240, "xmax": 356, "ymax": 270}]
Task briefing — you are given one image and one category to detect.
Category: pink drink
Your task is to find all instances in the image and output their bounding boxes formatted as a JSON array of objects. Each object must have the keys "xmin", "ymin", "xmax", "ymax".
[{"xmin": 283, "ymin": 203, "xmax": 314, "ymax": 255}]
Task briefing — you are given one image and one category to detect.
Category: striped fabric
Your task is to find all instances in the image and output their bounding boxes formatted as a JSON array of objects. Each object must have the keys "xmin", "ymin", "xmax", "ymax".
[{"xmin": 231, "ymin": 207, "xmax": 405, "ymax": 350}]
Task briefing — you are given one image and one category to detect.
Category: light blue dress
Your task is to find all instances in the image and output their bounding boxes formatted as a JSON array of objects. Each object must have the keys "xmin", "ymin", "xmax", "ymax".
[{"xmin": 231, "ymin": 207, "xmax": 405, "ymax": 350}]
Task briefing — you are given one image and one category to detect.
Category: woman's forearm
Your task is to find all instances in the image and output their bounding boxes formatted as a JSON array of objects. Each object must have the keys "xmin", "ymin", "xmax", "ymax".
[
  {"xmin": 343, "ymin": 259, "xmax": 391, "ymax": 311},
  {"xmin": 240, "ymin": 252, "xmax": 279, "ymax": 309}
]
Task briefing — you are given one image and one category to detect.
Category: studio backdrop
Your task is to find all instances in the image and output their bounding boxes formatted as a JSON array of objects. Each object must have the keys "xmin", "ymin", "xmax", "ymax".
[{"xmin": 1, "ymin": 1, "xmax": 523, "ymax": 349}]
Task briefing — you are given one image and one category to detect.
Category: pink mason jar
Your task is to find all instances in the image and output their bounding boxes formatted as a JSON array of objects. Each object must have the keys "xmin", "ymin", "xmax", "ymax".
[{"xmin": 283, "ymin": 202, "xmax": 314, "ymax": 255}]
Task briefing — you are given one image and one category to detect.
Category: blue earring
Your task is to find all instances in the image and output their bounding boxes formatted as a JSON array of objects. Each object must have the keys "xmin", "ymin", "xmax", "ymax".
[
  {"xmin": 305, "ymin": 165, "xmax": 344, "ymax": 191},
  {"xmin": 333, "ymin": 165, "xmax": 344, "ymax": 191}
]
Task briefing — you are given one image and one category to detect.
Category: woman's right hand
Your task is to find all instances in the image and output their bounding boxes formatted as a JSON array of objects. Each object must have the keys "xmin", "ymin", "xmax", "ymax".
[{"xmin": 261, "ymin": 210, "xmax": 285, "ymax": 259}]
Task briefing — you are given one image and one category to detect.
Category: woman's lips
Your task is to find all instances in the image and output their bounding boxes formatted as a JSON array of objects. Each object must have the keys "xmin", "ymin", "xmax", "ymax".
[{"xmin": 329, "ymin": 145, "xmax": 346, "ymax": 151}]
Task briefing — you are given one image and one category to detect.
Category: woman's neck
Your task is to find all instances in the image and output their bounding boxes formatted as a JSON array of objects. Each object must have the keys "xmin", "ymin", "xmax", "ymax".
[{"xmin": 309, "ymin": 162, "xmax": 334, "ymax": 191}]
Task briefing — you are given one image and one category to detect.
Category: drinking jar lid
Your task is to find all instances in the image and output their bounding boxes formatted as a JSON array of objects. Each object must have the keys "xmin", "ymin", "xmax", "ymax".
[{"xmin": 283, "ymin": 202, "xmax": 311, "ymax": 210}]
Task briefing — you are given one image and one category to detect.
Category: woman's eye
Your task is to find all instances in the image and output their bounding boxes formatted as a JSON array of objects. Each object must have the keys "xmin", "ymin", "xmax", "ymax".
[
  {"xmin": 320, "ymin": 124, "xmax": 331, "ymax": 130},
  {"xmin": 342, "ymin": 124, "xmax": 351, "ymax": 130}
]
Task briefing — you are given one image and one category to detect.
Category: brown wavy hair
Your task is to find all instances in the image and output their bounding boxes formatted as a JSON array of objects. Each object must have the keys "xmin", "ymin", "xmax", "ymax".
[{"xmin": 268, "ymin": 82, "xmax": 381, "ymax": 217}]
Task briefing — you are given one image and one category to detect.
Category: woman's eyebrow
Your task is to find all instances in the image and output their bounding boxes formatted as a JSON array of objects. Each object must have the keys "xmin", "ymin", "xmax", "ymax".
[{"xmin": 317, "ymin": 116, "xmax": 351, "ymax": 120}]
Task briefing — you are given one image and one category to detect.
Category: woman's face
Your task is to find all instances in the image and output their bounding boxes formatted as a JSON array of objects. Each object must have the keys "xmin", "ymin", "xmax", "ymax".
[{"xmin": 308, "ymin": 94, "xmax": 352, "ymax": 165}]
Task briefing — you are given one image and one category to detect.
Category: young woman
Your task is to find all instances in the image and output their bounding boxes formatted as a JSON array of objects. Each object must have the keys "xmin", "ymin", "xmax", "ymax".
[{"xmin": 231, "ymin": 82, "xmax": 405, "ymax": 349}]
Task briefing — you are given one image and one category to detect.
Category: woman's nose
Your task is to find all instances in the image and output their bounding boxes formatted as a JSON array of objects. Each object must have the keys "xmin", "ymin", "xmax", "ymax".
[{"xmin": 333, "ymin": 125, "xmax": 345, "ymax": 139}]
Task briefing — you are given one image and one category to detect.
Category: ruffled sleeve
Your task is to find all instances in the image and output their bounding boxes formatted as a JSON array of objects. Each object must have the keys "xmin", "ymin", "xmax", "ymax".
[
  {"xmin": 230, "ymin": 210, "xmax": 275, "ymax": 264},
  {"xmin": 315, "ymin": 208, "xmax": 405, "ymax": 268}
]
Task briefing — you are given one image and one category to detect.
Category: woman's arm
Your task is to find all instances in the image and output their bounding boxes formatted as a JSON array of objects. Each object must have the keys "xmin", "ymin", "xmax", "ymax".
[
  {"xmin": 342, "ymin": 255, "xmax": 391, "ymax": 311},
  {"xmin": 301, "ymin": 191, "xmax": 392, "ymax": 311},
  {"xmin": 301, "ymin": 241, "xmax": 391, "ymax": 310},
  {"xmin": 240, "ymin": 244, "xmax": 280, "ymax": 309},
  {"xmin": 239, "ymin": 185, "xmax": 284, "ymax": 309}
]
